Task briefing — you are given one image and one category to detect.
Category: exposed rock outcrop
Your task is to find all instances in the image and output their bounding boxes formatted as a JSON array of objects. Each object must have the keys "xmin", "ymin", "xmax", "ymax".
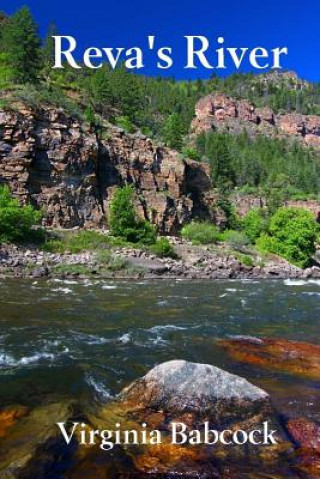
[
  {"xmin": 0, "ymin": 106, "xmax": 212, "ymax": 233},
  {"xmin": 1, "ymin": 100, "xmax": 319, "ymax": 234},
  {"xmin": 231, "ymin": 193, "xmax": 320, "ymax": 221},
  {"xmin": 191, "ymin": 92, "xmax": 320, "ymax": 148},
  {"xmin": 0, "ymin": 107, "xmax": 104, "ymax": 229}
]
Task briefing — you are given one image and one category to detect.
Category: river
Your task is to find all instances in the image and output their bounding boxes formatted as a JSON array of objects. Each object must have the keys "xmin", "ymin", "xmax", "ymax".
[{"xmin": 0, "ymin": 278, "xmax": 319, "ymax": 416}]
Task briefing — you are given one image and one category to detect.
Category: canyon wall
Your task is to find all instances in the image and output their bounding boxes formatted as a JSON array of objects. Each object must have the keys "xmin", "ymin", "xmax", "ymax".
[
  {"xmin": 191, "ymin": 93, "xmax": 320, "ymax": 148},
  {"xmin": 0, "ymin": 98, "xmax": 319, "ymax": 233},
  {"xmin": 0, "ymin": 106, "xmax": 212, "ymax": 233}
]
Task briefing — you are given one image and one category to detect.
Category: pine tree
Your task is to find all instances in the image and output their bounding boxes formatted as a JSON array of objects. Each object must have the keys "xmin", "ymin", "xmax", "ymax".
[
  {"xmin": 87, "ymin": 67, "xmax": 113, "ymax": 116},
  {"xmin": 0, "ymin": 12, "xmax": 9, "ymax": 52},
  {"xmin": 43, "ymin": 22, "xmax": 58, "ymax": 80},
  {"xmin": 110, "ymin": 65, "xmax": 142, "ymax": 122},
  {"xmin": 3, "ymin": 6, "xmax": 42, "ymax": 84},
  {"xmin": 0, "ymin": 13, "xmax": 13, "ymax": 86},
  {"xmin": 162, "ymin": 113, "xmax": 184, "ymax": 150},
  {"xmin": 109, "ymin": 186, "xmax": 156, "ymax": 244},
  {"xmin": 205, "ymin": 133, "xmax": 236, "ymax": 190}
]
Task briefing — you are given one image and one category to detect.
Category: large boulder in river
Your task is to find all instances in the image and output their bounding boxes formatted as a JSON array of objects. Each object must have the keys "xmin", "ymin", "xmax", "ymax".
[
  {"xmin": 120, "ymin": 359, "xmax": 273, "ymax": 421},
  {"xmin": 84, "ymin": 360, "xmax": 294, "ymax": 478}
]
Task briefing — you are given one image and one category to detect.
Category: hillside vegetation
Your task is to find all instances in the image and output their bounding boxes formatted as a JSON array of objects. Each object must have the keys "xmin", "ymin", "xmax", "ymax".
[
  {"xmin": 1, "ymin": 8, "xmax": 320, "ymax": 201},
  {"xmin": 0, "ymin": 7, "xmax": 320, "ymax": 270}
]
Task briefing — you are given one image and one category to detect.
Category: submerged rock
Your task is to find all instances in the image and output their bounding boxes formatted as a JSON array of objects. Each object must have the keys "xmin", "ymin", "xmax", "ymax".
[
  {"xmin": 220, "ymin": 337, "xmax": 320, "ymax": 380},
  {"xmin": 287, "ymin": 417, "xmax": 320, "ymax": 476},
  {"xmin": 0, "ymin": 406, "xmax": 29, "ymax": 439},
  {"xmin": 0, "ymin": 402, "xmax": 73, "ymax": 478}
]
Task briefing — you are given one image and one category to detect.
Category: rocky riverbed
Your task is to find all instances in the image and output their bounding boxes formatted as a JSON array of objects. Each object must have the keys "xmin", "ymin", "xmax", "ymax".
[
  {"xmin": 1, "ymin": 348, "xmax": 320, "ymax": 477},
  {"xmin": 1, "ymin": 237, "xmax": 320, "ymax": 280}
]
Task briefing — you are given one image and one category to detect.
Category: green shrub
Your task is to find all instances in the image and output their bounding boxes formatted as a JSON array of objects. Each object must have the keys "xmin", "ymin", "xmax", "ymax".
[
  {"xmin": 109, "ymin": 186, "xmax": 156, "ymax": 245},
  {"xmin": 256, "ymin": 207, "xmax": 318, "ymax": 268},
  {"xmin": 95, "ymin": 249, "xmax": 112, "ymax": 264},
  {"xmin": 182, "ymin": 147, "xmax": 202, "ymax": 162},
  {"xmin": 242, "ymin": 209, "xmax": 269, "ymax": 243},
  {"xmin": 149, "ymin": 238, "xmax": 176, "ymax": 258},
  {"xmin": 42, "ymin": 238, "xmax": 64, "ymax": 253},
  {"xmin": 222, "ymin": 230, "xmax": 251, "ymax": 251},
  {"xmin": 0, "ymin": 98, "xmax": 10, "ymax": 109},
  {"xmin": 0, "ymin": 52, "xmax": 14, "ymax": 88},
  {"xmin": 95, "ymin": 249, "xmax": 128, "ymax": 271},
  {"xmin": 235, "ymin": 253, "xmax": 254, "ymax": 267},
  {"xmin": 107, "ymin": 255, "xmax": 128, "ymax": 272},
  {"xmin": 0, "ymin": 185, "xmax": 43, "ymax": 243},
  {"xmin": 215, "ymin": 196, "xmax": 241, "ymax": 230},
  {"xmin": 181, "ymin": 222, "xmax": 218, "ymax": 245},
  {"xmin": 256, "ymin": 234, "xmax": 276, "ymax": 255},
  {"xmin": 241, "ymin": 255, "xmax": 254, "ymax": 267},
  {"xmin": 53, "ymin": 263, "xmax": 92, "ymax": 276},
  {"xmin": 14, "ymin": 84, "xmax": 82, "ymax": 118},
  {"xmin": 84, "ymin": 106, "xmax": 96, "ymax": 126},
  {"xmin": 115, "ymin": 116, "xmax": 135, "ymax": 133},
  {"xmin": 43, "ymin": 230, "xmax": 110, "ymax": 253}
]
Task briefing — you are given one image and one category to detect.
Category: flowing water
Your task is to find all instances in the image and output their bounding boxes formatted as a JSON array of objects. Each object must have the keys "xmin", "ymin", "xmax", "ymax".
[{"xmin": 0, "ymin": 278, "xmax": 319, "ymax": 420}]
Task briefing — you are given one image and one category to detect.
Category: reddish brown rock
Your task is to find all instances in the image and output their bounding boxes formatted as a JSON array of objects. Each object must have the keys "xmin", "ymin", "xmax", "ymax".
[
  {"xmin": 0, "ymin": 107, "xmax": 212, "ymax": 233},
  {"xmin": 237, "ymin": 99, "xmax": 257, "ymax": 123},
  {"xmin": 0, "ymin": 405, "xmax": 29, "ymax": 438},
  {"xmin": 277, "ymin": 114, "xmax": 305, "ymax": 136},
  {"xmin": 255, "ymin": 107, "xmax": 275, "ymax": 125},
  {"xmin": 83, "ymin": 360, "xmax": 293, "ymax": 478},
  {"xmin": 0, "ymin": 107, "xmax": 103, "ymax": 229},
  {"xmin": 286, "ymin": 199, "xmax": 320, "ymax": 222},
  {"xmin": 220, "ymin": 337, "xmax": 320, "ymax": 380},
  {"xmin": 287, "ymin": 418, "xmax": 320, "ymax": 476},
  {"xmin": 191, "ymin": 92, "xmax": 320, "ymax": 149},
  {"xmin": 229, "ymin": 193, "xmax": 320, "ymax": 222},
  {"xmin": 305, "ymin": 115, "xmax": 320, "ymax": 135}
]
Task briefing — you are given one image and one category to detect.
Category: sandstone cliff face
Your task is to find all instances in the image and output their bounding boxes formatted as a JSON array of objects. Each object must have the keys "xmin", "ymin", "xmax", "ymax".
[
  {"xmin": 0, "ymin": 106, "xmax": 211, "ymax": 233},
  {"xmin": 191, "ymin": 93, "xmax": 320, "ymax": 148}
]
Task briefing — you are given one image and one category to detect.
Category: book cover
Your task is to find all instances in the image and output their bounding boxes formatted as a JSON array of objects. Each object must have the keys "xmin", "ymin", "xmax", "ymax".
[{"xmin": 0, "ymin": 1, "xmax": 319, "ymax": 477}]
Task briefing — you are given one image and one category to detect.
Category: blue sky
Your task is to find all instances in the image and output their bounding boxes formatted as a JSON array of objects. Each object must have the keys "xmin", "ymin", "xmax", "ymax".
[{"xmin": 1, "ymin": 0, "xmax": 319, "ymax": 81}]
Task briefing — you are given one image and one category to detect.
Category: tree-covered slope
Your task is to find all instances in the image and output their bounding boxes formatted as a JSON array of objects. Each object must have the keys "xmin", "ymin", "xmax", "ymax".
[{"xmin": 0, "ymin": 6, "xmax": 320, "ymax": 202}]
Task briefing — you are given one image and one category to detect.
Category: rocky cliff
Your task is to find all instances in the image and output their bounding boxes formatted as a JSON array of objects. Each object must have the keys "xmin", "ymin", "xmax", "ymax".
[
  {"xmin": 0, "ymin": 106, "xmax": 211, "ymax": 233},
  {"xmin": 191, "ymin": 92, "xmax": 320, "ymax": 148},
  {"xmin": 232, "ymin": 194, "xmax": 320, "ymax": 222},
  {"xmin": 1, "ymin": 98, "xmax": 319, "ymax": 233}
]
